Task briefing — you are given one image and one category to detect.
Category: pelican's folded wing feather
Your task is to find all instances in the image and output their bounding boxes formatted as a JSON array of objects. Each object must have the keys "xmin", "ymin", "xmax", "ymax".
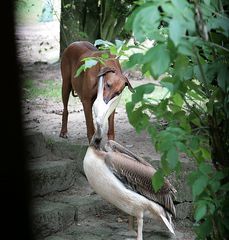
[
  {"xmin": 105, "ymin": 151, "xmax": 176, "ymax": 218},
  {"xmin": 104, "ymin": 140, "xmax": 152, "ymax": 167}
]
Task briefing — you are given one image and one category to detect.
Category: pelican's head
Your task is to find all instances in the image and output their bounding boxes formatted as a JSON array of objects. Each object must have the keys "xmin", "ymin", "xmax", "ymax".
[{"xmin": 91, "ymin": 76, "xmax": 122, "ymax": 148}]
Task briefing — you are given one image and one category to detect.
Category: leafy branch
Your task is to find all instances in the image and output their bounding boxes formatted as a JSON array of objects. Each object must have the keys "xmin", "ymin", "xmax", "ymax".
[{"xmin": 124, "ymin": 0, "xmax": 229, "ymax": 239}]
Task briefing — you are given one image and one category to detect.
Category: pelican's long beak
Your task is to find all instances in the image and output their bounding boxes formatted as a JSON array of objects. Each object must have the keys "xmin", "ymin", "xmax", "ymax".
[
  {"xmin": 91, "ymin": 76, "xmax": 122, "ymax": 146},
  {"xmin": 93, "ymin": 93, "xmax": 122, "ymax": 139}
]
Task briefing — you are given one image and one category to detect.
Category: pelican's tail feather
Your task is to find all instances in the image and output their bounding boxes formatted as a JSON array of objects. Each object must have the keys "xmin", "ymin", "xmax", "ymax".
[{"xmin": 160, "ymin": 214, "xmax": 175, "ymax": 235}]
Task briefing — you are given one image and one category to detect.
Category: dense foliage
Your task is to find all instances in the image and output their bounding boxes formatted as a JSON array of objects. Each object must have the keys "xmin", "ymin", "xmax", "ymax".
[{"xmin": 123, "ymin": 0, "xmax": 229, "ymax": 239}]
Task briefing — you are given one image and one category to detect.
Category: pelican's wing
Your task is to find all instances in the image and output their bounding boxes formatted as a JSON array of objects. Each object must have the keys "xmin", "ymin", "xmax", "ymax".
[
  {"xmin": 104, "ymin": 140, "xmax": 152, "ymax": 167},
  {"xmin": 104, "ymin": 150, "xmax": 176, "ymax": 218}
]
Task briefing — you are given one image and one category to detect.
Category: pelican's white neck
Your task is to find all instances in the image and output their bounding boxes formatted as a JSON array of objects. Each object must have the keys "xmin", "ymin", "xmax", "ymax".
[{"xmin": 97, "ymin": 76, "xmax": 104, "ymax": 98}]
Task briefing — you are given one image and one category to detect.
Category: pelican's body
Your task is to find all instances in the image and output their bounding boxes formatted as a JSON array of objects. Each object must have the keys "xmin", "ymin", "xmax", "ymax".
[
  {"xmin": 83, "ymin": 141, "xmax": 176, "ymax": 240},
  {"xmin": 83, "ymin": 75, "xmax": 176, "ymax": 239},
  {"xmin": 84, "ymin": 147, "xmax": 151, "ymax": 217}
]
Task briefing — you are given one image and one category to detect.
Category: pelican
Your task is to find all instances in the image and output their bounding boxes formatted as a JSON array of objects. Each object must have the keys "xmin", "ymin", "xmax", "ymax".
[{"xmin": 83, "ymin": 76, "xmax": 176, "ymax": 239}]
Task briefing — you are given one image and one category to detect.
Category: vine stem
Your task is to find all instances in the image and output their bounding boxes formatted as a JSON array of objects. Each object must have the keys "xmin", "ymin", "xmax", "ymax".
[{"xmin": 208, "ymin": 42, "xmax": 229, "ymax": 53}]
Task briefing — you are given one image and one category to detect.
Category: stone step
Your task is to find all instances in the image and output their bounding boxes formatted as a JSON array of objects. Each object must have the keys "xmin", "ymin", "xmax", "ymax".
[
  {"xmin": 32, "ymin": 187, "xmax": 195, "ymax": 240},
  {"xmin": 43, "ymin": 221, "xmax": 195, "ymax": 240},
  {"xmin": 40, "ymin": 193, "xmax": 195, "ymax": 240},
  {"xmin": 32, "ymin": 199, "xmax": 76, "ymax": 239},
  {"xmin": 32, "ymin": 193, "xmax": 107, "ymax": 239},
  {"xmin": 25, "ymin": 131, "xmax": 49, "ymax": 159},
  {"xmin": 25, "ymin": 131, "xmax": 87, "ymax": 197},
  {"xmin": 29, "ymin": 159, "xmax": 79, "ymax": 196}
]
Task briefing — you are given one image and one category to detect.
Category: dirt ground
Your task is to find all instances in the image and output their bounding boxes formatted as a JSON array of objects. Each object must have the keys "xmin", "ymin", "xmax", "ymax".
[{"xmin": 17, "ymin": 21, "xmax": 164, "ymax": 161}]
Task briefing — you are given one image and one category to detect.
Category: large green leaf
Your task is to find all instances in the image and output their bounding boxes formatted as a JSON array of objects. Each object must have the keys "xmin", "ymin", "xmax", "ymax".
[
  {"xmin": 144, "ymin": 44, "xmax": 171, "ymax": 79},
  {"xmin": 199, "ymin": 162, "xmax": 212, "ymax": 175},
  {"xmin": 208, "ymin": 15, "xmax": 229, "ymax": 37},
  {"xmin": 195, "ymin": 203, "xmax": 207, "ymax": 222},
  {"xmin": 172, "ymin": 93, "xmax": 184, "ymax": 107},
  {"xmin": 132, "ymin": 4, "xmax": 160, "ymax": 42},
  {"xmin": 152, "ymin": 169, "xmax": 164, "ymax": 192},
  {"xmin": 169, "ymin": 18, "xmax": 186, "ymax": 46},
  {"xmin": 192, "ymin": 175, "xmax": 209, "ymax": 199},
  {"xmin": 124, "ymin": 53, "xmax": 144, "ymax": 69},
  {"xmin": 131, "ymin": 83, "xmax": 155, "ymax": 104},
  {"xmin": 166, "ymin": 146, "xmax": 179, "ymax": 169},
  {"xmin": 178, "ymin": 40, "xmax": 194, "ymax": 57},
  {"xmin": 171, "ymin": 0, "xmax": 188, "ymax": 9},
  {"xmin": 174, "ymin": 55, "xmax": 190, "ymax": 80}
]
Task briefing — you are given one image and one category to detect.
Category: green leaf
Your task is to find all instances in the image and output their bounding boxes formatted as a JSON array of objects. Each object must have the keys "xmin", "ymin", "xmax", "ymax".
[
  {"xmin": 101, "ymin": 53, "xmax": 109, "ymax": 59},
  {"xmin": 132, "ymin": 83, "xmax": 155, "ymax": 104},
  {"xmin": 148, "ymin": 126, "xmax": 158, "ymax": 142},
  {"xmin": 147, "ymin": 30, "xmax": 166, "ymax": 42},
  {"xmin": 213, "ymin": 171, "xmax": 225, "ymax": 181},
  {"xmin": 187, "ymin": 90, "xmax": 204, "ymax": 101},
  {"xmin": 204, "ymin": 0, "xmax": 210, "ymax": 5},
  {"xmin": 175, "ymin": 141, "xmax": 187, "ymax": 153},
  {"xmin": 174, "ymin": 55, "xmax": 190, "ymax": 80},
  {"xmin": 209, "ymin": 179, "xmax": 220, "ymax": 193},
  {"xmin": 152, "ymin": 169, "xmax": 164, "ymax": 192},
  {"xmin": 172, "ymin": 93, "xmax": 184, "ymax": 107},
  {"xmin": 132, "ymin": 4, "xmax": 160, "ymax": 42},
  {"xmin": 207, "ymin": 202, "xmax": 216, "ymax": 215},
  {"xmin": 178, "ymin": 40, "xmax": 194, "ymax": 57},
  {"xmin": 166, "ymin": 146, "xmax": 179, "ymax": 169},
  {"xmin": 157, "ymin": 135, "xmax": 174, "ymax": 152},
  {"xmin": 110, "ymin": 45, "xmax": 117, "ymax": 55},
  {"xmin": 144, "ymin": 44, "xmax": 171, "ymax": 79},
  {"xmin": 84, "ymin": 59, "xmax": 98, "ymax": 69},
  {"xmin": 161, "ymin": 154, "xmax": 171, "ymax": 175},
  {"xmin": 189, "ymin": 136, "xmax": 199, "ymax": 150},
  {"xmin": 195, "ymin": 203, "xmax": 207, "ymax": 222},
  {"xmin": 195, "ymin": 217, "xmax": 212, "ymax": 238},
  {"xmin": 126, "ymin": 101, "xmax": 134, "ymax": 115},
  {"xmin": 199, "ymin": 162, "xmax": 212, "ymax": 175},
  {"xmin": 188, "ymin": 171, "xmax": 199, "ymax": 185},
  {"xmin": 200, "ymin": 148, "xmax": 211, "ymax": 161},
  {"xmin": 192, "ymin": 175, "xmax": 209, "ymax": 199},
  {"xmin": 208, "ymin": 16, "xmax": 229, "ymax": 37},
  {"xmin": 94, "ymin": 39, "xmax": 113, "ymax": 47},
  {"xmin": 135, "ymin": 112, "xmax": 150, "ymax": 133},
  {"xmin": 115, "ymin": 39, "xmax": 125, "ymax": 50},
  {"xmin": 171, "ymin": 0, "xmax": 188, "ymax": 9},
  {"xmin": 75, "ymin": 64, "xmax": 85, "ymax": 77},
  {"xmin": 160, "ymin": 77, "xmax": 176, "ymax": 93},
  {"xmin": 125, "ymin": 53, "xmax": 144, "ymax": 69},
  {"xmin": 169, "ymin": 18, "xmax": 186, "ymax": 46}
]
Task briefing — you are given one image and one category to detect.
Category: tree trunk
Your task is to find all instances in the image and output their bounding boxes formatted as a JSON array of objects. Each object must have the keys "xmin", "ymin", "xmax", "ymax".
[
  {"xmin": 59, "ymin": 0, "xmax": 134, "ymax": 57},
  {"xmin": 60, "ymin": 0, "xmax": 89, "ymax": 56}
]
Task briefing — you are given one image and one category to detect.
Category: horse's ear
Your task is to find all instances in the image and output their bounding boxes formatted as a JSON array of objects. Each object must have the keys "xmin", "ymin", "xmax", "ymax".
[
  {"xmin": 97, "ymin": 67, "xmax": 115, "ymax": 78},
  {"xmin": 123, "ymin": 75, "xmax": 135, "ymax": 93}
]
